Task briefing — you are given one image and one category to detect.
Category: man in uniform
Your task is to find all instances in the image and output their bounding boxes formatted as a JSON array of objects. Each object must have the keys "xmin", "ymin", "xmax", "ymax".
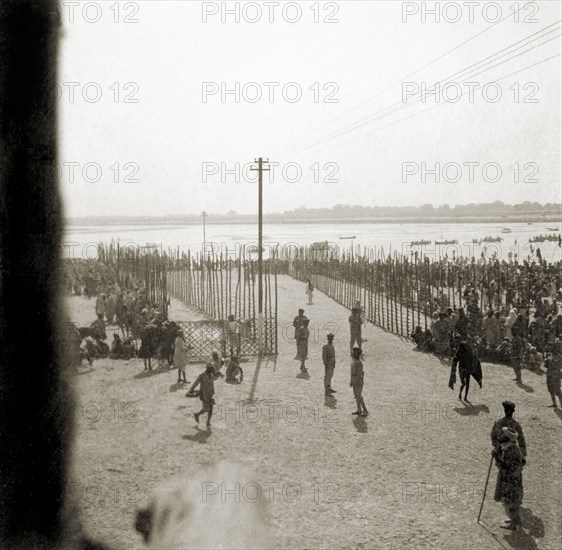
[
  {"xmin": 297, "ymin": 319, "xmax": 310, "ymax": 373},
  {"xmin": 293, "ymin": 308, "xmax": 307, "ymax": 358},
  {"xmin": 350, "ymin": 347, "xmax": 368, "ymax": 416},
  {"xmin": 490, "ymin": 401, "xmax": 527, "ymax": 530},
  {"xmin": 349, "ymin": 308, "xmax": 363, "ymax": 355},
  {"xmin": 322, "ymin": 333, "xmax": 336, "ymax": 396}
]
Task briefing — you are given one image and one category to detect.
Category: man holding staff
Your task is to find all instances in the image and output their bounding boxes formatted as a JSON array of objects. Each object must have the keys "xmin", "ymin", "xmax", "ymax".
[{"xmin": 490, "ymin": 401, "xmax": 527, "ymax": 530}]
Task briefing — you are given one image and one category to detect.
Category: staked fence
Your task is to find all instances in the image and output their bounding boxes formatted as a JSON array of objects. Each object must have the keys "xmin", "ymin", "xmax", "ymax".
[
  {"xmin": 284, "ymin": 243, "xmax": 560, "ymax": 340},
  {"xmin": 98, "ymin": 243, "xmax": 278, "ymax": 357}
]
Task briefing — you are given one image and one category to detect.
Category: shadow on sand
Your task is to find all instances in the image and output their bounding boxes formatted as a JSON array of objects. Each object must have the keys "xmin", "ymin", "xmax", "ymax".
[
  {"xmin": 353, "ymin": 415, "xmax": 368, "ymax": 433},
  {"xmin": 296, "ymin": 371, "xmax": 310, "ymax": 380},
  {"xmin": 502, "ymin": 506, "xmax": 544, "ymax": 550},
  {"xmin": 169, "ymin": 382, "xmax": 190, "ymax": 393},
  {"xmin": 453, "ymin": 401, "xmax": 490, "ymax": 416},
  {"xmin": 183, "ymin": 426, "xmax": 212, "ymax": 444},
  {"xmin": 324, "ymin": 395, "xmax": 337, "ymax": 409},
  {"xmin": 134, "ymin": 364, "xmax": 172, "ymax": 379}
]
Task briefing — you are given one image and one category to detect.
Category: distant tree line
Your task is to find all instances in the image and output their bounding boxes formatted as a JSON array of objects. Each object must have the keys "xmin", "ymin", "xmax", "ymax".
[
  {"xmin": 274, "ymin": 201, "xmax": 560, "ymax": 219},
  {"xmin": 67, "ymin": 201, "xmax": 560, "ymax": 225}
]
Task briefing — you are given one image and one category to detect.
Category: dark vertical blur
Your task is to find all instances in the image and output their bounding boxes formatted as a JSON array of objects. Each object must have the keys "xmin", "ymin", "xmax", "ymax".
[{"xmin": 0, "ymin": 1, "xmax": 75, "ymax": 547}]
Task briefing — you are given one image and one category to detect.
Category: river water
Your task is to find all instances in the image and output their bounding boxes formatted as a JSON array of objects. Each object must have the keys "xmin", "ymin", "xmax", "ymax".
[{"xmin": 63, "ymin": 221, "xmax": 561, "ymax": 263}]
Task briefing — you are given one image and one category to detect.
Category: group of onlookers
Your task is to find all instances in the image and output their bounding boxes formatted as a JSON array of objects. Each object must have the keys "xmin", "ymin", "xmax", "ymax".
[
  {"xmin": 413, "ymin": 278, "xmax": 562, "ymax": 363},
  {"xmin": 411, "ymin": 283, "xmax": 562, "ymax": 407}
]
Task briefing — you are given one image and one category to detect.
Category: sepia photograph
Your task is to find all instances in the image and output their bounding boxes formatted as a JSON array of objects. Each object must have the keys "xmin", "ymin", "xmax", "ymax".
[{"xmin": 0, "ymin": 1, "xmax": 561, "ymax": 549}]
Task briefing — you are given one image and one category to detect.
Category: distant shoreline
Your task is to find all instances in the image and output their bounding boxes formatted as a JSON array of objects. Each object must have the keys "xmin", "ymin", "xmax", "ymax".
[{"xmin": 66, "ymin": 215, "xmax": 561, "ymax": 226}]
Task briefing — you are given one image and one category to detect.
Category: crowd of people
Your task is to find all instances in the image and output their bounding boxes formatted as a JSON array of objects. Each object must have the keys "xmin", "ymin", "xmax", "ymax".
[
  {"xmin": 64, "ymin": 253, "xmax": 562, "ymax": 534},
  {"xmin": 65, "ymin": 264, "xmax": 171, "ymax": 366},
  {"xmin": 412, "ymin": 279, "xmax": 562, "ymax": 375}
]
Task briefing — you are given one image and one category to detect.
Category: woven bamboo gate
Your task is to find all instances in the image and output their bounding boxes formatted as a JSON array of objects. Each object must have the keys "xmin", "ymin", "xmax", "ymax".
[{"xmin": 100, "ymin": 244, "xmax": 278, "ymax": 358}]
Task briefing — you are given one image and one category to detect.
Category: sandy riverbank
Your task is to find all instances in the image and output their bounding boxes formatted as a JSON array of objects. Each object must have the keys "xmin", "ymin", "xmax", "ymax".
[{"xmin": 66, "ymin": 276, "xmax": 561, "ymax": 549}]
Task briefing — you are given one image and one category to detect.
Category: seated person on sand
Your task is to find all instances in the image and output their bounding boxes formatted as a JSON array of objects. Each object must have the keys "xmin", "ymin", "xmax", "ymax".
[
  {"xmin": 225, "ymin": 356, "xmax": 244, "ymax": 383},
  {"xmin": 109, "ymin": 333, "xmax": 136, "ymax": 360},
  {"xmin": 109, "ymin": 333, "xmax": 123, "ymax": 359},
  {"xmin": 420, "ymin": 328, "xmax": 435, "ymax": 352},
  {"xmin": 523, "ymin": 344, "xmax": 542, "ymax": 372},
  {"xmin": 90, "ymin": 314, "xmax": 107, "ymax": 341},
  {"xmin": 411, "ymin": 326, "xmax": 424, "ymax": 347}
]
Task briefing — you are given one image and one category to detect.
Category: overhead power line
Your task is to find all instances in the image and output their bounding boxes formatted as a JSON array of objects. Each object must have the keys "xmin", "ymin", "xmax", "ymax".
[{"xmin": 280, "ymin": 22, "xmax": 561, "ymax": 155}]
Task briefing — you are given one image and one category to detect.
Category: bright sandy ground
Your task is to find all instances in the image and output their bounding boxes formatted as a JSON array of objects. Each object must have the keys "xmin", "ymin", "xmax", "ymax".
[{"xmin": 67, "ymin": 275, "xmax": 561, "ymax": 550}]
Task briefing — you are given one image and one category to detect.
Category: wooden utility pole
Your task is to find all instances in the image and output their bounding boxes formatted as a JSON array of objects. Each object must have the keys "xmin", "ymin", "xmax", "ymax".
[{"xmin": 250, "ymin": 158, "xmax": 270, "ymax": 353}]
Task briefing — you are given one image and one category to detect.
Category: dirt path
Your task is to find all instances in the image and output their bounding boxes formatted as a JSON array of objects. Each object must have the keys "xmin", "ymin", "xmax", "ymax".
[{"xmin": 68, "ymin": 276, "xmax": 561, "ymax": 549}]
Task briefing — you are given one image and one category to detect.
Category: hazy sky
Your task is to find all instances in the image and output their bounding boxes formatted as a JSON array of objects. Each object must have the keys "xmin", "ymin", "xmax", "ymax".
[{"xmin": 58, "ymin": 0, "xmax": 562, "ymax": 217}]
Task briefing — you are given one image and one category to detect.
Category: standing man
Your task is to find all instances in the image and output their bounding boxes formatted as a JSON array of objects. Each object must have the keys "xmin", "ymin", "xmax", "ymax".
[
  {"xmin": 511, "ymin": 330, "xmax": 525, "ymax": 385},
  {"xmin": 350, "ymin": 347, "xmax": 368, "ymax": 417},
  {"xmin": 545, "ymin": 345, "xmax": 562, "ymax": 408},
  {"xmin": 173, "ymin": 330, "xmax": 191, "ymax": 385},
  {"xmin": 95, "ymin": 293, "xmax": 107, "ymax": 321},
  {"xmin": 491, "ymin": 421, "xmax": 527, "ymax": 531},
  {"xmin": 354, "ymin": 300, "xmax": 366, "ymax": 325},
  {"xmin": 293, "ymin": 308, "xmax": 307, "ymax": 359},
  {"xmin": 448, "ymin": 340, "xmax": 482, "ymax": 401},
  {"xmin": 349, "ymin": 308, "xmax": 363, "ymax": 355},
  {"xmin": 491, "ymin": 402, "xmax": 527, "ymax": 531},
  {"xmin": 187, "ymin": 362, "xmax": 218, "ymax": 428},
  {"xmin": 227, "ymin": 314, "xmax": 241, "ymax": 356},
  {"xmin": 297, "ymin": 319, "xmax": 310, "ymax": 373},
  {"xmin": 306, "ymin": 279, "xmax": 314, "ymax": 305},
  {"xmin": 322, "ymin": 333, "xmax": 336, "ymax": 396},
  {"xmin": 491, "ymin": 401, "xmax": 526, "ymax": 455}
]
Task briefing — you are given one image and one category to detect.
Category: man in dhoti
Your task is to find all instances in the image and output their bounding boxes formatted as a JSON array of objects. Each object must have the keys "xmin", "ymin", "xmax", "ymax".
[
  {"xmin": 188, "ymin": 363, "xmax": 218, "ymax": 428},
  {"xmin": 173, "ymin": 330, "xmax": 191, "ymax": 384},
  {"xmin": 227, "ymin": 314, "xmax": 241, "ymax": 356}
]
